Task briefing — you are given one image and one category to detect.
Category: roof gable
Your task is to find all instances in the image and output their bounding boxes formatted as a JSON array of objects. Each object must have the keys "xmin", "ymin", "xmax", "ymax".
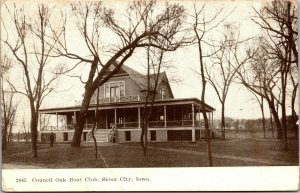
[{"xmin": 121, "ymin": 65, "xmax": 173, "ymax": 97}]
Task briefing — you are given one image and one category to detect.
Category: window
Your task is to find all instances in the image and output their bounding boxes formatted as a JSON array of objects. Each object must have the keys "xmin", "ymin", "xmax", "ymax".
[
  {"xmin": 120, "ymin": 82, "xmax": 125, "ymax": 97},
  {"xmin": 160, "ymin": 87, "xmax": 166, "ymax": 99},
  {"xmin": 150, "ymin": 130, "xmax": 156, "ymax": 141},
  {"xmin": 105, "ymin": 84, "xmax": 110, "ymax": 98},
  {"xmin": 125, "ymin": 131, "xmax": 131, "ymax": 141},
  {"xmin": 63, "ymin": 132, "xmax": 68, "ymax": 141},
  {"xmin": 104, "ymin": 81, "xmax": 125, "ymax": 99}
]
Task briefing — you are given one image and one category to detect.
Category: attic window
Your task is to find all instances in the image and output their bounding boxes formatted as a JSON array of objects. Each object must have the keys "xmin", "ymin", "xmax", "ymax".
[
  {"xmin": 104, "ymin": 81, "xmax": 125, "ymax": 99},
  {"xmin": 160, "ymin": 87, "xmax": 166, "ymax": 99}
]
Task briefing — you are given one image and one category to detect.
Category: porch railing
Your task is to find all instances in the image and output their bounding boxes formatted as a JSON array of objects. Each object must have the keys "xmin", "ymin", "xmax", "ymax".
[
  {"xmin": 75, "ymin": 95, "xmax": 176, "ymax": 106},
  {"xmin": 114, "ymin": 120, "xmax": 205, "ymax": 128},
  {"xmin": 41, "ymin": 120, "xmax": 210, "ymax": 131},
  {"xmin": 41, "ymin": 124, "xmax": 95, "ymax": 131},
  {"xmin": 75, "ymin": 95, "xmax": 144, "ymax": 106},
  {"xmin": 148, "ymin": 121, "xmax": 165, "ymax": 127}
]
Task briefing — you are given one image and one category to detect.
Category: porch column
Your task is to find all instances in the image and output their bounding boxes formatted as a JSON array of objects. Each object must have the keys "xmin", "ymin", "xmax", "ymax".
[
  {"xmin": 199, "ymin": 109, "xmax": 201, "ymax": 122},
  {"xmin": 56, "ymin": 113, "xmax": 58, "ymax": 130},
  {"xmin": 74, "ymin": 111, "xmax": 77, "ymax": 124},
  {"xmin": 192, "ymin": 128, "xmax": 195, "ymax": 142},
  {"xmin": 164, "ymin": 106, "xmax": 167, "ymax": 127},
  {"xmin": 192, "ymin": 104, "xmax": 195, "ymax": 127},
  {"xmin": 138, "ymin": 107, "xmax": 141, "ymax": 128},
  {"xmin": 114, "ymin": 108, "xmax": 117, "ymax": 124}
]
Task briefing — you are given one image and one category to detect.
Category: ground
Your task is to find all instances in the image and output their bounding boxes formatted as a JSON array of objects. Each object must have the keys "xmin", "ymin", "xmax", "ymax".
[{"xmin": 2, "ymin": 137, "xmax": 298, "ymax": 168}]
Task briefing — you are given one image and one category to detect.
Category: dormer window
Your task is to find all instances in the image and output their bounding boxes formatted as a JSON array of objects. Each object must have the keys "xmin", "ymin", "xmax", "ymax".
[
  {"xmin": 160, "ymin": 87, "xmax": 166, "ymax": 99},
  {"xmin": 104, "ymin": 81, "xmax": 125, "ymax": 99}
]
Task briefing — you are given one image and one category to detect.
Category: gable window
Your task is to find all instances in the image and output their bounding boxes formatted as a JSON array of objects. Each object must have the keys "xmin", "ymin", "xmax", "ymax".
[
  {"xmin": 104, "ymin": 81, "xmax": 125, "ymax": 99},
  {"xmin": 160, "ymin": 87, "xmax": 166, "ymax": 99}
]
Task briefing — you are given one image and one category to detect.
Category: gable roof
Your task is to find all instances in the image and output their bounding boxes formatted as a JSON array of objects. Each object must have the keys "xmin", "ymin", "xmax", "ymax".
[{"xmin": 121, "ymin": 65, "xmax": 174, "ymax": 98}]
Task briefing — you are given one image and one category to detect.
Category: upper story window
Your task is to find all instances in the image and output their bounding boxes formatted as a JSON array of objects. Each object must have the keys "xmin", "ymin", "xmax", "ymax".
[
  {"xmin": 160, "ymin": 87, "xmax": 166, "ymax": 99},
  {"xmin": 104, "ymin": 81, "xmax": 125, "ymax": 98}
]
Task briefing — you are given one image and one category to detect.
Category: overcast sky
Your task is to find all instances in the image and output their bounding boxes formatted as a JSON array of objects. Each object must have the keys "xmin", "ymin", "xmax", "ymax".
[{"xmin": 2, "ymin": 0, "xmax": 298, "ymax": 130}]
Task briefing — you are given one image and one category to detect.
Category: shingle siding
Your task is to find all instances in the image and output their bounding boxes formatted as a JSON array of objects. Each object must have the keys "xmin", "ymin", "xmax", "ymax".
[
  {"xmin": 90, "ymin": 66, "xmax": 174, "ymax": 101},
  {"xmin": 91, "ymin": 75, "xmax": 143, "ymax": 101}
]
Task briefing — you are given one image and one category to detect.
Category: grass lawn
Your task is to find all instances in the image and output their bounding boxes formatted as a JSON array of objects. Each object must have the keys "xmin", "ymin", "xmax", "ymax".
[{"xmin": 2, "ymin": 138, "xmax": 298, "ymax": 168}]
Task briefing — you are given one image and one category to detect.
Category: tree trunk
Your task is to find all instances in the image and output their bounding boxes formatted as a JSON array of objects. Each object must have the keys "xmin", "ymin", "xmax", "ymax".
[
  {"xmin": 92, "ymin": 83, "xmax": 100, "ymax": 160},
  {"xmin": 203, "ymin": 109, "xmax": 212, "ymax": 166},
  {"xmin": 71, "ymin": 89, "xmax": 95, "ymax": 147},
  {"xmin": 2, "ymin": 121, "xmax": 8, "ymax": 150},
  {"xmin": 291, "ymin": 86, "xmax": 297, "ymax": 122},
  {"xmin": 144, "ymin": 120, "xmax": 148, "ymax": 156},
  {"xmin": 141, "ymin": 103, "xmax": 149, "ymax": 156},
  {"xmin": 270, "ymin": 111, "xmax": 274, "ymax": 138},
  {"xmin": 268, "ymin": 101, "xmax": 282, "ymax": 139},
  {"xmin": 260, "ymin": 95, "xmax": 266, "ymax": 138},
  {"xmin": 281, "ymin": 79, "xmax": 288, "ymax": 151},
  {"xmin": 197, "ymin": 40, "xmax": 213, "ymax": 166},
  {"xmin": 221, "ymin": 103, "xmax": 225, "ymax": 140},
  {"xmin": 30, "ymin": 111, "xmax": 38, "ymax": 158}
]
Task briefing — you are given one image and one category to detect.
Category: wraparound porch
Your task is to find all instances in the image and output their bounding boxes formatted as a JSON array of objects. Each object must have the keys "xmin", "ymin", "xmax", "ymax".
[{"xmin": 38, "ymin": 98, "xmax": 216, "ymax": 142}]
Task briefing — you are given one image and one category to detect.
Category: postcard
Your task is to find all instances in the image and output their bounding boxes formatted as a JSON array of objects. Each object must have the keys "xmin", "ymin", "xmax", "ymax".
[{"xmin": 1, "ymin": 0, "xmax": 299, "ymax": 191}]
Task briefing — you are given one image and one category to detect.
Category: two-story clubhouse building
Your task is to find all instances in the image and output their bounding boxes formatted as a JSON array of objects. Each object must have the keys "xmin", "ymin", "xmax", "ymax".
[{"xmin": 38, "ymin": 65, "xmax": 217, "ymax": 143}]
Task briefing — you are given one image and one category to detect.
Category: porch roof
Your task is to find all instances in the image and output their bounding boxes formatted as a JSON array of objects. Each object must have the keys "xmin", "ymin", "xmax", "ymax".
[{"xmin": 39, "ymin": 97, "xmax": 215, "ymax": 114}]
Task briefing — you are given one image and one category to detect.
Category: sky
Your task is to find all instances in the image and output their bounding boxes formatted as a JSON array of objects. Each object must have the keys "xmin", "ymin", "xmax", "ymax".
[{"xmin": 1, "ymin": 0, "xmax": 298, "ymax": 131}]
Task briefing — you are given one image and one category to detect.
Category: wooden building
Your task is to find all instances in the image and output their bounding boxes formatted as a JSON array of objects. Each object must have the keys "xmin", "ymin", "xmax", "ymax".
[{"xmin": 38, "ymin": 65, "xmax": 217, "ymax": 143}]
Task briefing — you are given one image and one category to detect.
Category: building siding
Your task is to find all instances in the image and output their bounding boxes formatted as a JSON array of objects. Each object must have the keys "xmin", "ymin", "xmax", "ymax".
[{"xmin": 91, "ymin": 75, "xmax": 142, "ymax": 101}]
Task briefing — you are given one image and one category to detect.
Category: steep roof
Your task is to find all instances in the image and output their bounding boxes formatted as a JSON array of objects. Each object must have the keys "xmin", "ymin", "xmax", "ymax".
[
  {"xmin": 121, "ymin": 65, "xmax": 174, "ymax": 98},
  {"xmin": 121, "ymin": 65, "xmax": 147, "ymax": 89}
]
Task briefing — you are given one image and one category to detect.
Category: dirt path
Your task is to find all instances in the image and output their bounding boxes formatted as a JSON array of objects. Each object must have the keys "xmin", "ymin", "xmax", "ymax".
[{"xmin": 151, "ymin": 147, "xmax": 295, "ymax": 166}]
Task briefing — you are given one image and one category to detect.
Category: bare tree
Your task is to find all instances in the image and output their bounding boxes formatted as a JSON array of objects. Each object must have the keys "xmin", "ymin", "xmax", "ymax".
[
  {"xmin": 2, "ymin": 4, "xmax": 65, "ymax": 157},
  {"xmin": 1, "ymin": 86, "xmax": 18, "ymax": 149},
  {"xmin": 1, "ymin": 55, "xmax": 18, "ymax": 149},
  {"xmin": 21, "ymin": 113, "xmax": 31, "ymax": 142},
  {"xmin": 236, "ymin": 37, "xmax": 283, "ymax": 139},
  {"xmin": 251, "ymin": 0, "xmax": 298, "ymax": 150},
  {"xmin": 51, "ymin": 1, "xmax": 187, "ymax": 147},
  {"xmin": 205, "ymin": 24, "xmax": 249, "ymax": 140},
  {"xmin": 288, "ymin": 61, "xmax": 298, "ymax": 130},
  {"xmin": 190, "ymin": 4, "xmax": 228, "ymax": 167},
  {"xmin": 140, "ymin": 48, "xmax": 166, "ymax": 156},
  {"xmin": 90, "ymin": 66, "xmax": 102, "ymax": 160},
  {"xmin": 249, "ymin": 89, "xmax": 266, "ymax": 138}
]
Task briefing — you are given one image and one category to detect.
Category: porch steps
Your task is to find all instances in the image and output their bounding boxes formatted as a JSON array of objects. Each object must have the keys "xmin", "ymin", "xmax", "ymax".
[{"xmin": 86, "ymin": 130, "xmax": 110, "ymax": 143}]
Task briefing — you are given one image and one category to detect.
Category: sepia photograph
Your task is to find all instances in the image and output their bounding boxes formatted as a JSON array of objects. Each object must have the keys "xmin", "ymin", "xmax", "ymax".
[{"xmin": 1, "ymin": 0, "xmax": 299, "ymax": 191}]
